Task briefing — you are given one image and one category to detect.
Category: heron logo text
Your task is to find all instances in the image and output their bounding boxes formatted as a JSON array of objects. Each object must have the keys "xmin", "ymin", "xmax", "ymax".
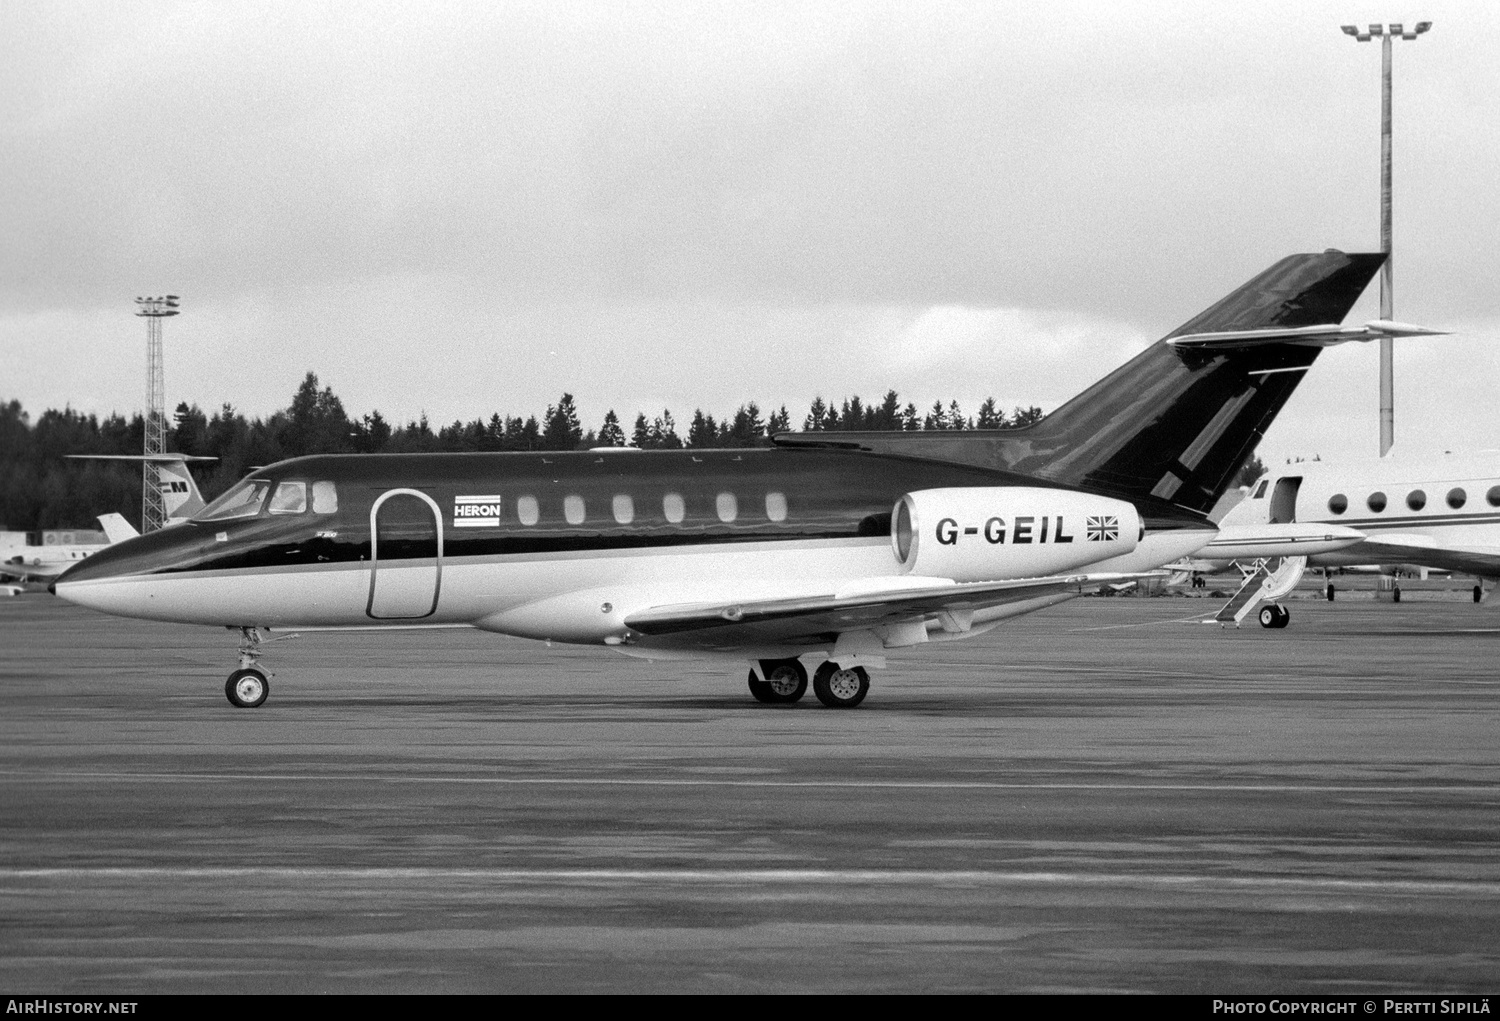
[{"xmin": 453, "ymin": 495, "xmax": 502, "ymax": 528}]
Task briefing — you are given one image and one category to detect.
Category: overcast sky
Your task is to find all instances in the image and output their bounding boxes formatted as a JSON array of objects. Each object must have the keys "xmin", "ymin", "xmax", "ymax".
[{"xmin": 4, "ymin": 0, "xmax": 1497, "ymax": 465}]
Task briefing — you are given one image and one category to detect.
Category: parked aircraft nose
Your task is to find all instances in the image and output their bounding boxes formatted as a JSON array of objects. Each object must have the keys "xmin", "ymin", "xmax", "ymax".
[{"xmin": 52, "ymin": 524, "xmax": 216, "ymax": 620}]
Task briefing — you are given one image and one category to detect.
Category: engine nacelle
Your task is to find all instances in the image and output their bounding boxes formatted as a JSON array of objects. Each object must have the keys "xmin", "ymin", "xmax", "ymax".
[{"xmin": 892, "ymin": 487, "xmax": 1141, "ymax": 582}]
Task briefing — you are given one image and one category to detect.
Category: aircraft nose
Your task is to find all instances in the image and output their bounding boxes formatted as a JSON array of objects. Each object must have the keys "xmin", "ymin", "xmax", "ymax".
[{"xmin": 51, "ymin": 523, "xmax": 212, "ymax": 618}]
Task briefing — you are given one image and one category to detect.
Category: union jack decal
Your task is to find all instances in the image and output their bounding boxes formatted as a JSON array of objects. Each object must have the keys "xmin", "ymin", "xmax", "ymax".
[{"xmin": 1086, "ymin": 515, "xmax": 1118, "ymax": 542}]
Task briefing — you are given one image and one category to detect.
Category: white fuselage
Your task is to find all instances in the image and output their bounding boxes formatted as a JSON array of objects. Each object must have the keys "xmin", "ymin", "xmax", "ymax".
[{"xmin": 1221, "ymin": 453, "xmax": 1500, "ymax": 576}]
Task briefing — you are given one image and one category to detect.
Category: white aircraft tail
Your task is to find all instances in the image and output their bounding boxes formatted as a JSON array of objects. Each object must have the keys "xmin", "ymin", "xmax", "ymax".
[
  {"xmin": 154, "ymin": 458, "xmax": 208, "ymax": 520},
  {"xmin": 96, "ymin": 514, "xmax": 139, "ymax": 544}
]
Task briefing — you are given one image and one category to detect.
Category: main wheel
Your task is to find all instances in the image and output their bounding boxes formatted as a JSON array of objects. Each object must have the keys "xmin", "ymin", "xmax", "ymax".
[
  {"xmin": 1273, "ymin": 604, "xmax": 1291, "ymax": 629},
  {"xmin": 226, "ymin": 667, "xmax": 269, "ymax": 708},
  {"xmin": 1476, "ymin": 585, "xmax": 1484, "ymax": 604},
  {"xmin": 1393, "ymin": 585, "xmax": 1402, "ymax": 603},
  {"xmin": 812, "ymin": 662, "xmax": 869, "ymax": 708},
  {"xmin": 1258, "ymin": 605, "xmax": 1278, "ymax": 629},
  {"xmin": 747, "ymin": 659, "xmax": 808, "ymax": 704}
]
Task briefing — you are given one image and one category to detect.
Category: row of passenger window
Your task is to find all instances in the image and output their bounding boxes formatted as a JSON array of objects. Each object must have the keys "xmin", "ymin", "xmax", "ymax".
[
  {"xmin": 1328, "ymin": 485, "xmax": 1500, "ymax": 515},
  {"xmin": 506, "ymin": 491, "xmax": 789, "ymax": 526}
]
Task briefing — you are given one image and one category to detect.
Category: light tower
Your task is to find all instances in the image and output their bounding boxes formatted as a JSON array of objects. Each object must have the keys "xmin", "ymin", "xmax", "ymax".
[
  {"xmin": 134, "ymin": 295, "xmax": 180, "ymax": 531},
  {"xmin": 1341, "ymin": 20, "xmax": 1431, "ymax": 456}
]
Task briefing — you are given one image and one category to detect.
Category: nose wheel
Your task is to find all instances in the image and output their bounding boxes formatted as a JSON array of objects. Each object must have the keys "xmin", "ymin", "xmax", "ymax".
[
  {"xmin": 223, "ymin": 626, "xmax": 288, "ymax": 708},
  {"xmin": 226, "ymin": 668, "xmax": 269, "ymax": 708}
]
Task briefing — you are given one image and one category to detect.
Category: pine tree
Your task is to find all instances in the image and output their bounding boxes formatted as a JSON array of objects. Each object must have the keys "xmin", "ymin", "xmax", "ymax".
[
  {"xmin": 597, "ymin": 409, "xmax": 626, "ymax": 447},
  {"xmin": 976, "ymin": 397, "xmax": 1004, "ymax": 429},
  {"xmin": 688, "ymin": 409, "xmax": 718, "ymax": 448},
  {"xmin": 804, "ymin": 396, "xmax": 828, "ymax": 432},
  {"xmin": 542, "ymin": 393, "xmax": 583, "ymax": 450},
  {"xmin": 765, "ymin": 405, "xmax": 791, "ymax": 437}
]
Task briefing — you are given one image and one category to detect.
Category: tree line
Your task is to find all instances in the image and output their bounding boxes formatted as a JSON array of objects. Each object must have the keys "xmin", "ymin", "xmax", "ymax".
[{"xmin": 1, "ymin": 374, "xmax": 1049, "ymax": 531}]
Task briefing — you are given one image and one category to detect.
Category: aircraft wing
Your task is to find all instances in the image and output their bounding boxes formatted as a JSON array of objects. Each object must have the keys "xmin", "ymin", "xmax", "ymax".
[
  {"xmin": 2, "ymin": 558, "xmax": 69, "ymax": 581},
  {"xmin": 623, "ymin": 573, "xmax": 1106, "ymax": 648},
  {"xmin": 1327, "ymin": 538, "xmax": 1500, "ymax": 579},
  {"xmin": 1198, "ymin": 522, "xmax": 1365, "ymax": 560}
]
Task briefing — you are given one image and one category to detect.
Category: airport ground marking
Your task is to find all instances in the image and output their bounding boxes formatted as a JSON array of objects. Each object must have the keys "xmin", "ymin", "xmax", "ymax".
[
  {"xmin": 3, "ymin": 866, "xmax": 1500, "ymax": 898},
  {"xmin": 2, "ymin": 768, "xmax": 1498, "ymax": 795}
]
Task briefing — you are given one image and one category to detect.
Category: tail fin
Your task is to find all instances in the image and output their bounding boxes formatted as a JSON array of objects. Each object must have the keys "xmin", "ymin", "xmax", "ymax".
[
  {"xmin": 154, "ymin": 457, "xmax": 208, "ymax": 520},
  {"xmin": 774, "ymin": 251, "xmax": 1387, "ymax": 515},
  {"xmin": 96, "ymin": 513, "xmax": 140, "ymax": 544}
]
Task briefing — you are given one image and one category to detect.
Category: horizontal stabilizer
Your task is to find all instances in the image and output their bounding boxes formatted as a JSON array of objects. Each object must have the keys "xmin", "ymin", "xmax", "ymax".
[
  {"xmin": 1168, "ymin": 319, "xmax": 1449, "ymax": 350},
  {"xmin": 67, "ymin": 454, "xmax": 219, "ymax": 463}
]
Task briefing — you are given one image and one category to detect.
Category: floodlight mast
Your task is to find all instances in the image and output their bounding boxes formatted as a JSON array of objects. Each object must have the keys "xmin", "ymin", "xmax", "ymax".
[
  {"xmin": 134, "ymin": 295, "xmax": 181, "ymax": 532},
  {"xmin": 1341, "ymin": 20, "xmax": 1430, "ymax": 457}
]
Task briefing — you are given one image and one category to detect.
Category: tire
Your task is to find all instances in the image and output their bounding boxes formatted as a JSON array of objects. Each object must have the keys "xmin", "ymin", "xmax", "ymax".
[
  {"xmin": 1393, "ymin": 585, "xmax": 1401, "ymax": 603},
  {"xmin": 812, "ymin": 662, "xmax": 869, "ymax": 708},
  {"xmin": 749, "ymin": 659, "xmax": 806, "ymax": 704},
  {"xmin": 1475, "ymin": 585, "xmax": 1484, "ymax": 604},
  {"xmin": 226, "ymin": 668, "xmax": 269, "ymax": 708},
  {"xmin": 1258, "ymin": 605, "xmax": 1278, "ymax": 629},
  {"xmin": 1326, "ymin": 583, "xmax": 1335, "ymax": 602},
  {"xmin": 1274, "ymin": 605, "xmax": 1291, "ymax": 629}
]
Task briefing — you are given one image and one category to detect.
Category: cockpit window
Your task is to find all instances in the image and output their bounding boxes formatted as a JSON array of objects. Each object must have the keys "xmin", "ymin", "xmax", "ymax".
[
  {"xmin": 1252, "ymin": 480, "xmax": 1269, "ymax": 499},
  {"xmin": 268, "ymin": 481, "xmax": 308, "ymax": 515},
  {"xmin": 194, "ymin": 478, "xmax": 272, "ymax": 522},
  {"xmin": 312, "ymin": 481, "xmax": 338, "ymax": 514}
]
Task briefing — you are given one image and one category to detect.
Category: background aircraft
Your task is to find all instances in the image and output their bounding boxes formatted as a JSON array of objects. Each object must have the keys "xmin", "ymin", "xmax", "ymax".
[
  {"xmin": 3, "ymin": 455, "xmax": 212, "ymax": 590},
  {"xmin": 66, "ymin": 453, "xmax": 214, "ymax": 525},
  {"xmin": 1221, "ymin": 453, "xmax": 1500, "ymax": 605},
  {"xmin": 2, "ymin": 522, "xmax": 111, "ymax": 586},
  {"xmin": 56, "ymin": 251, "xmax": 1392, "ymax": 709}
]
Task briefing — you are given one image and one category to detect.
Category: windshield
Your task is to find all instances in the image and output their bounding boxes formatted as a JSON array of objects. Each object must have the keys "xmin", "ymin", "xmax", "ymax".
[{"xmin": 194, "ymin": 478, "xmax": 273, "ymax": 522}]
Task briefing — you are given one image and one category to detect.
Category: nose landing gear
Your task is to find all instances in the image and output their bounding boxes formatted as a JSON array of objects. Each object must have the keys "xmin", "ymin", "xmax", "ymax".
[{"xmin": 223, "ymin": 626, "xmax": 283, "ymax": 708}]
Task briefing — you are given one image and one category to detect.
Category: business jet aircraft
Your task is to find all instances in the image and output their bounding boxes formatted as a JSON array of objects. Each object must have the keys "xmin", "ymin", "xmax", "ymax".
[
  {"xmin": 2, "ymin": 527, "xmax": 110, "ymax": 584},
  {"xmin": 1215, "ymin": 453, "xmax": 1500, "ymax": 608},
  {"xmin": 57, "ymin": 251, "xmax": 1410, "ymax": 709}
]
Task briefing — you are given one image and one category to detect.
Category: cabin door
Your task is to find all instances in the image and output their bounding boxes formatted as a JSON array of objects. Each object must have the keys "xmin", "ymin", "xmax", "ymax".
[
  {"xmin": 366, "ymin": 489, "xmax": 444, "ymax": 620},
  {"xmin": 1268, "ymin": 476, "xmax": 1302, "ymax": 524}
]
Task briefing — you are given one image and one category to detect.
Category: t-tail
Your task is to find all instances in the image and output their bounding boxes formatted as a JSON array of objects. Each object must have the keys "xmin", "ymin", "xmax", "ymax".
[
  {"xmin": 773, "ymin": 251, "xmax": 1437, "ymax": 516},
  {"xmin": 67, "ymin": 453, "xmax": 216, "ymax": 524}
]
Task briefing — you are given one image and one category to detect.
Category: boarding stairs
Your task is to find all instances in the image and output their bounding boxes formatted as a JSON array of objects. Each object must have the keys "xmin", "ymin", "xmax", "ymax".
[{"xmin": 1212, "ymin": 556, "xmax": 1307, "ymax": 626}]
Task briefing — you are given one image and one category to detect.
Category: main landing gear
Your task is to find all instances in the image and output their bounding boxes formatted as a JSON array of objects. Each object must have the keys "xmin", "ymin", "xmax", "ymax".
[
  {"xmin": 224, "ymin": 626, "xmax": 272, "ymax": 708},
  {"xmin": 747, "ymin": 658, "xmax": 871, "ymax": 708},
  {"xmin": 1258, "ymin": 604, "xmax": 1290, "ymax": 629},
  {"xmin": 812, "ymin": 662, "xmax": 870, "ymax": 708},
  {"xmin": 747, "ymin": 659, "xmax": 808, "ymax": 704}
]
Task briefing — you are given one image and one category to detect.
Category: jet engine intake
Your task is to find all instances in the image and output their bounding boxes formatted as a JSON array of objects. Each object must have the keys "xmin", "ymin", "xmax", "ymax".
[{"xmin": 892, "ymin": 487, "xmax": 1140, "ymax": 582}]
